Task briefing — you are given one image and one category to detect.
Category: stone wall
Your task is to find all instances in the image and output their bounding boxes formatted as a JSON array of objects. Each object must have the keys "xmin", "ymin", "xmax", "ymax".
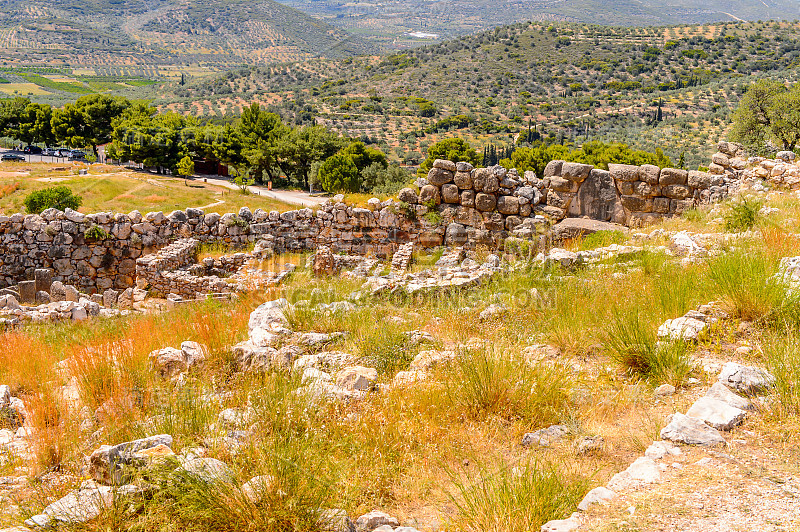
[
  {"xmin": 402, "ymin": 157, "xmax": 736, "ymax": 234},
  {"xmin": 0, "ymin": 157, "xmax": 735, "ymax": 293}
]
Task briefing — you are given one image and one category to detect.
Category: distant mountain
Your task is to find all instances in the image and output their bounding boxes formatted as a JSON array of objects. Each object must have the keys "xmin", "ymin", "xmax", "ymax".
[
  {"xmin": 274, "ymin": 0, "xmax": 800, "ymax": 49},
  {"xmin": 0, "ymin": 0, "xmax": 373, "ymax": 69}
]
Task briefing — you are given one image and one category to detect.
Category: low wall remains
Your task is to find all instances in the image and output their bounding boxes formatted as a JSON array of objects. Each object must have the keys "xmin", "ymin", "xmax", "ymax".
[{"xmin": 0, "ymin": 157, "xmax": 737, "ymax": 293}]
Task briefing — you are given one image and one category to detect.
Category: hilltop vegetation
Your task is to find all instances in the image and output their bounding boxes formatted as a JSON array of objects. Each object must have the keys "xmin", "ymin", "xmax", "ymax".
[{"xmin": 161, "ymin": 20, "xmax": 800, "ymax": 170}]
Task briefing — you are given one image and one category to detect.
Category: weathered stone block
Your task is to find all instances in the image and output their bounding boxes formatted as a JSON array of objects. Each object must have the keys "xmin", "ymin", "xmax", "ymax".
[
  {"xmin": 638, "ymin": 164, "xmax": 660, "ymax": 184},
  {"xmin": 418, "ymin": 185, "xmax": 441, "ymax": 205},
  {"xmin": 427, "ymin": 167, "xmax": 454, "ymax": 186},
  {"xmin": 497, "ymin": 196, "xmax": 520, "ymax": 215},
  {"xmin": 688, "ymin": 170, "xmax": 712, "ymax": 189},
  {"xmin": 609, "ymin": 163, "xmax": 640, "ymax": 182},
  {"xmin": 460, "ymin": 190, "xmax": 475, "ymax": 208},
  {"xmin": 441, "ymin": 184, "xmax": 460, "ymax": 204},
  {"xmin": 453, "ymin": 171, "xmax": 473, "ymax": 189},
  {"xmin": 548, "ymin": 176, "xmax": 574, "ymax": 192},
  {"xmin": 663, "ymin": 184, "xmax": 692, "ymax": 199},
  {"xmin": 561, "ymin": 162, "xmax": 593, "ymax": 182},
  {"xmin": 653, "ymin": 197, "xmax": 671, "ymax": 214},
  {"xmin": 475, "ymin": 193, "xmax": 497, "ymax": 212},
  {"xmin": 432, "ymin": 159, "xmax": 456, "ymax": 172},
  {"xmin": 659, "ymin": 168, "xmax": 689, "ymax": 186},
  {"xmin": 543, "ymin": 160, "xmax": 563, "ymax": 178}
]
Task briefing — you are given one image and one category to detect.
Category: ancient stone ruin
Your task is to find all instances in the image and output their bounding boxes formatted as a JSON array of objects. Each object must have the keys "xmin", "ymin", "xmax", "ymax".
[{"xmin": 0, "ymin": 150, "xmax": 742, "ymax": 295}]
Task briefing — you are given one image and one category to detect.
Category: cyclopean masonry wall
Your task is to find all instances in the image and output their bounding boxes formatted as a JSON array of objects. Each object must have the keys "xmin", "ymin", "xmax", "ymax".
[{"xmin": 0, "ymin": 157, "xmax": 737, "ymax": 293}]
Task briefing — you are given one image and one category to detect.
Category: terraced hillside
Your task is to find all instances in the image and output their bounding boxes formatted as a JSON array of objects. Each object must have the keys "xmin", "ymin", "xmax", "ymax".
[
  {"xmin": 161, "ymin": 20, "xmax": 800, "ymax": 169},
  {"xmin": 276, "ymin": 0, "xmax": 800, "ymax": 48},
  {"xmin": 0, "ymin": 0, "xmax": 372, "ymax": 72}
]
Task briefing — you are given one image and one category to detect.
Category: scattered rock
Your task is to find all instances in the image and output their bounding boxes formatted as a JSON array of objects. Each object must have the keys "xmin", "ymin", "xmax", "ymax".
[
  {"xmin": 541, "ymin": 513, "xmax": 582, "ymax": 532},
  {"xmin": 705, "ymin": 381, "xmax": 752, "ymax": 411},
  {"xmin": 89, "ymin": 434, "xmax": 174, "ymax": 484},
  {"xmin": 522, "ymin": 425, "xmax": 568, "ymax": 447},
  {"xmin": 335, "ymin": 366, "xmax": 378, "ymax": 392},
  {"xmin": 657, "ymin": 316, "xmax": 708, "ymax": 342},
  {"xmin": 718, "ymin": 362, "xmax": 775, "ymax": 394},
  {"xmin": 241, "ymin": 475, "xmax": 277, "ymax": 502},
  {"xmin": 355, "ymin": 510, "xmax": 399, "ymax": 531},
  {"xmin": 179, "ymin": 457, "xmax": 233, "ymax": 483},
  {"xmin": 607, "ymin": 456, "xmax": 661, "ymax": 491},
  {"xmin": 654, "ymin": 384, "xmax": 676, "ymax": 397},
  {"xmin": 659, "ymin": 413, "xmax": 726, "ymax": 446},
  {"xmin": 578, "ymin": 486, "xmax": 616, "ymax": 511},
  {"xmin": 576, "ymin": 435, "xmax": 604, "ymax": 454}
]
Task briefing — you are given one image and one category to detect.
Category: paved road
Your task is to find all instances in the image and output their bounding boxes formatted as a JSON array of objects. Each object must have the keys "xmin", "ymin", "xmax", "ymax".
[{"xmin": 191, "ymin": 176, "xmax": 328, "ymax": 208}]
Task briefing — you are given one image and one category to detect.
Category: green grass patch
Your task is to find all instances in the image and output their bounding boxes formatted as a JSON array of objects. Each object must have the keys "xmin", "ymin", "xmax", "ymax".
[
  {"xmin": 18, "ymin": 73, "xmax": 94, "ymax": 94},
  {"xmin": 579, "ymin": 229, "xmax": 626, "ymax": 250}
]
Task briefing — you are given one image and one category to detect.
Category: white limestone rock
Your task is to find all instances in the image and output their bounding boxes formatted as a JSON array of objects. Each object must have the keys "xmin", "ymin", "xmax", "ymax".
[
  {"xmin": 659, "ymin": 413, "xmax": 726, "ymax": 446},
  {"xmin": 686, "ymin": 396, "xmax": 747, "ymax": 430},
  {"xmin": 718, "ymin": 362, "xmax": 775, "ymax": 394}
]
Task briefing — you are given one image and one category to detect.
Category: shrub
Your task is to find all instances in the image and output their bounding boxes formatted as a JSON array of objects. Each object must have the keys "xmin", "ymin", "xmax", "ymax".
[
  {"xmin": 84, "ymin": 224, "xmax": 109, "ymax": 241},
  {"xmin": 23, "ymin": 186, "xmax": 82, "ymax": 214},
  {"xmin": 422, "ymin": 199, "xmax": 443, "ymax": 225},
  {"xmin": 318, "ymin": 153, "xmax": 361, "ymax": 193},
  {"xmin": 724, "ymin": 196, "xmax": 762, "ymax": 232},
  {"xmin": 417, "ymin": 138, "xmax": 480, "ymax": 178},
  {"xmin": 356, "ymin": 326, "xmax": 422, "ymax": 374}
]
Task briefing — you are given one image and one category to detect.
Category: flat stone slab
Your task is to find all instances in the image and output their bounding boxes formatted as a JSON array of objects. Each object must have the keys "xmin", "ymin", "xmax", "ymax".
[
  {"xmin": 551, "ymin": 218, "xmax": 628, "ymax": 242},
  {"xmin": 660, "ymin": 413, "xmax": 726, "ymax": 446},
  {"xmin": 705, "ymin": 381, "xmax": 752, "ymax": 410},
  {"xmin": 686, "ymin": 396, "xmax": 747, "ymax": 430},
  {"xmin": 607, "ymin": 456, "xmax": 661, "ymax": 491}
]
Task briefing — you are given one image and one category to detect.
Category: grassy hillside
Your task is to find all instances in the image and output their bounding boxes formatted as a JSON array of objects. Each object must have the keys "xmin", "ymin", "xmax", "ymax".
[{"xmin": 160, "ymin": 20, "xmax": 800, "ymax": 169}]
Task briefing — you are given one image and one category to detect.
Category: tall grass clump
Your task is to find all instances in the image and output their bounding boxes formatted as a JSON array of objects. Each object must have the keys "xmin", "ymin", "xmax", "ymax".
[
  {"xmin": 605, "ymin": 311, "xmax": 694, "ymax": 387},
  {"xmin": 449, "ymin": 460, "xmax": 589, "ymax": 532},
  {"xmin": 446, "ymin": 349, "xmax": 572, "ymax": 426},
  {"xmin": 764, "ymin": 334, "xmax": 800, "ymax": 425},
  {"xmin": 356, "ymin": 324, "xmax": 424, "ymax": 374},
  {"xmin": 707, "ymin": 246, "xmax": 790, "ymax": 323},
  {"xmin": 723, "ymin": 196, "xmax": 762, "ymax": 232}
]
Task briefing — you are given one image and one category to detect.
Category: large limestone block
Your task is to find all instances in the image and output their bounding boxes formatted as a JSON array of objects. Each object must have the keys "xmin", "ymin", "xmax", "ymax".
[
  {"xmin": 686, "ymin": 396, "xmax": 747, "ymax": 430},
  {"xmin": 608, "ymin": 163, "xmax": 640, "ymax": 182}
]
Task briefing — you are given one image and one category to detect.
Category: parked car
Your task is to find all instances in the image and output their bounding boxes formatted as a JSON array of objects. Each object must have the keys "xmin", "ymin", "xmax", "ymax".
[
  {"xmin": 43, "ymin": 147, "xmax": 56, "ymax": 156},
  {"xmin": 1, "ymin": 153, "xmax": 25, "ymax": 162},
  {"xmin": 23, "ymin": 146, "xmax": 42, "ymax": 154},
  {"xmin": 54, "ymin": 148, "xmax": 71, "ymax": 157},
  {"xmin": 68, "ymin": 150, "xmax": 87, "ymax": 160}
]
